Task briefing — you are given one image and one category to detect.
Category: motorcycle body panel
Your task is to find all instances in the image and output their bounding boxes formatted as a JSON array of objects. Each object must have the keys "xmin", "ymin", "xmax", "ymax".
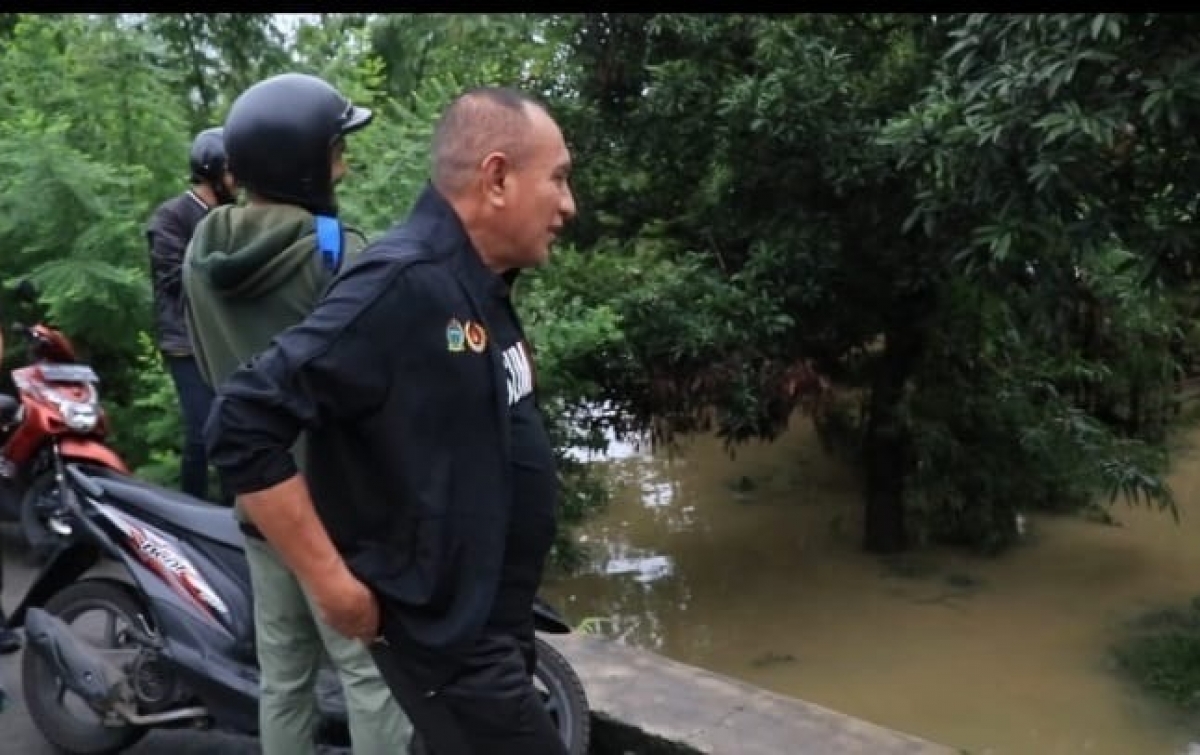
[{"xmin": 0, "ymin": 475, "xmax": 21, "ymax": 519}]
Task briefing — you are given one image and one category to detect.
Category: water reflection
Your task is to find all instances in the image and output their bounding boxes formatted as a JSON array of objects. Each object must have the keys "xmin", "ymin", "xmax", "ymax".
[
  {"xmin": 546, "ymin": 416, "xmax": 1200, "ymax": 755},
  {"xmin": 603, "ymin": 552, "xmax": 673, "ymax": 582}
]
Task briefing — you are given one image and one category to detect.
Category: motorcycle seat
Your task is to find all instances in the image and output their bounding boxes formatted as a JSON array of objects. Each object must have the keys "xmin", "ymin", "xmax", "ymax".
[{"xmin": 86, "ymin": 471, "xmax": 244, "ymax": 550}]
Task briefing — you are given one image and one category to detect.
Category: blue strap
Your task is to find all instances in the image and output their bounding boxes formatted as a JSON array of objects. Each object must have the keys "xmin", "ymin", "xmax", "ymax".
[{"xmin": 315, "ymin": 215, "xmax": 343, "ymax": 273}]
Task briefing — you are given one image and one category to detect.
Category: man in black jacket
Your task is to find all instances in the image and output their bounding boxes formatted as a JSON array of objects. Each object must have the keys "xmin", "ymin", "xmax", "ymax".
[
  {"xmin": 206, "ymin": 86, "xmax": 576, "ymax": 754},
  {"xmin": 146, "ymin": 127, "xmax": 236, "ymax": 501}
]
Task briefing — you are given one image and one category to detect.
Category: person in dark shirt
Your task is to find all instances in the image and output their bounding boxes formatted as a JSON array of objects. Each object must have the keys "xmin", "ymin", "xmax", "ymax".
[
  {"xmin": 205, "ymin": 86, "xmax": 576, "ymax": 754},
  {"xmin": 145, "ymin": 127, "xmax": 236, "ymax": 501}
]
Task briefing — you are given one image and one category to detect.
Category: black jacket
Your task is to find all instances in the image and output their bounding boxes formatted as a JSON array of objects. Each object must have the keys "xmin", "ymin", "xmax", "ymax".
[
  {"xmin": 206, "ymin": 185, "xmax": 516, "ymax": 663},
  {"xmin": 147, "ymin": 190, "xmax": 211, "ymax": 354}
]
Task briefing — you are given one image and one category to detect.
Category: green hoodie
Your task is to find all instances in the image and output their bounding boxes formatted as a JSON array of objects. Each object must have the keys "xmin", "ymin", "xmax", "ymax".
[
  {"xmin": 182, "ymin": 204, "xmax": 367, "ymax": 482},
  {"xmin": 184, "ymin": 204, "xmax": 366, "ymax": 387}
]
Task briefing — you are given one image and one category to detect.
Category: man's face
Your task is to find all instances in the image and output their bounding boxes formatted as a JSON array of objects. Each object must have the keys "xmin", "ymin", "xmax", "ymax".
[
  {"xmin": 497, "ymin": 107, "xmax": 576, "ymax": 269},
  {"xmin": 220, "ymin": 171, "xmax": 238, "ymax": 201},
  {"xmin": 331, "ymin": 138, "xmax": 348, "ymax": 186}
]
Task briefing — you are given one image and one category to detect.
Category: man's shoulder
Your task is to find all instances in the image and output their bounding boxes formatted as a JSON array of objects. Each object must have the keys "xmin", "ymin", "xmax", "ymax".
[
  {"xmin": 370, "ymin": 217, "xmax": 467, "ymax": 269},
  {"xmin": 345, "ymin": 239, "xmax": 450, "ymax": 288},
  {"xmin": 148, "ymin": 191, "xmax": 204, "ymax": 230},
  {"xmin": 147, "ymin": 194, "xmax": 180, "ymax": 227},
  {"xmin": 334, "ymin": 230, "xmax": 457, "ymax": 314}
]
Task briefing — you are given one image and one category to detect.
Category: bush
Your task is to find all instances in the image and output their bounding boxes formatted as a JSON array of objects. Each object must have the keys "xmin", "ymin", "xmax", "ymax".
[{"xmin": 1113, "ymin": 596, "xmax": 1200, "ymax": 711}]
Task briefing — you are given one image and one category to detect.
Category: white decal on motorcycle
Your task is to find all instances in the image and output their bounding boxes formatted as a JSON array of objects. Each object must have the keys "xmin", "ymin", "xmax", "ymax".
[{"xmin": 96, "ymin": 503, "xmax": 229, "ymax": 621}]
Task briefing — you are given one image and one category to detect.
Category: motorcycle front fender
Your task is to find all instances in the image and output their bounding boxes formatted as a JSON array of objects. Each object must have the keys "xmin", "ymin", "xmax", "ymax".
[
  {"xmin": 59, "ymin": 437, "xmax": 128, "ymax": 474},
  {"xmin": 9, "ymin": 541, "xmax": 101, "ymax": 626}
]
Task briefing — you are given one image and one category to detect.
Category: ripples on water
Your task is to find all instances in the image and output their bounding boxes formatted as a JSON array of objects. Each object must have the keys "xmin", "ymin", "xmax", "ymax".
[{"xmin": 546, "ymin": 418, "xmax": 1200, "ymax": 755}]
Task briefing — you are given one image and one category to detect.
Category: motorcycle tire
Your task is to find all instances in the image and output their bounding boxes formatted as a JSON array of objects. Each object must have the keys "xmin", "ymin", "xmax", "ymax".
[
  {"xmin": 409, "ymin": 635, "xmax": 591, "ymax": 755},
  {"xmin": 21, "ymin": 578, "xmax": 150, "ymax": 754}
]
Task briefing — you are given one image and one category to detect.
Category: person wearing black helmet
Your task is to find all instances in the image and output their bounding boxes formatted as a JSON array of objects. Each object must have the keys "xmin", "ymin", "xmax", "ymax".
[
  {"xmin": 183, "ymin": 72, "xmax": 411, "ymax": 755},
  {"xmin": 145, "ymin": 126, "xmax": 237, "ymax": 502}
]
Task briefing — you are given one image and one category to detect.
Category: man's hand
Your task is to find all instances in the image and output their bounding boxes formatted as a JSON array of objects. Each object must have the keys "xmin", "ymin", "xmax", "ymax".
[
  {"xmin": 238, "ymin": 475, "xmax": 383, "ymax": 642},
  {"xmin": 310, "ymin": 567, "xmax": 382, "ymax": 643}
]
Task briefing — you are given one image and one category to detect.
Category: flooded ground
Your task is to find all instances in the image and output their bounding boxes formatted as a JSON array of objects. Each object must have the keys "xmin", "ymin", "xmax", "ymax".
[{"xmin": 543, "ymin": 417, "xmax": 1200, "ymax": 754}]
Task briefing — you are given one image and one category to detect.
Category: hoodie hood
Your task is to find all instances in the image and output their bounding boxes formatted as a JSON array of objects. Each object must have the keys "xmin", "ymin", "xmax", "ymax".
[{"xmin": 187, "ymin": 204, "xmax": 319, "ymax": 299}]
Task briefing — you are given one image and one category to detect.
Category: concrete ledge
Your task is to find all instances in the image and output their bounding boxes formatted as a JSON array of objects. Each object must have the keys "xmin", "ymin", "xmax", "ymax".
[{"xmin": 546, "ymin": 633, "xmax": 957, "ymax": 755}]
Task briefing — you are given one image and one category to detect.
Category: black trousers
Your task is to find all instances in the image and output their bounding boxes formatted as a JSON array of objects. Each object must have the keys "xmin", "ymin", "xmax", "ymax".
[
  {"xmin": 163, "ymin": 354, "xmax": 222, "ymax": 503},
  {"xmin": 369, "ymin": 630, "xmax": 567, "ymax": 755}
]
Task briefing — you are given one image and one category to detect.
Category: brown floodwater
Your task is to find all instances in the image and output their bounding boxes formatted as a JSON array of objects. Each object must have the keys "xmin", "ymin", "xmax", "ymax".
[{"xmin": 542, "ymin": 416, "xmax": 1200, "ymax": 754}]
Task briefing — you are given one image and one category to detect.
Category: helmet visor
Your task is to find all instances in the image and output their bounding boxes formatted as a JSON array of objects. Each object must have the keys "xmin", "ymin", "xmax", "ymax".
[{"xmin": 341, "ymin": 104, "xmax": 374, "ymax": 136}]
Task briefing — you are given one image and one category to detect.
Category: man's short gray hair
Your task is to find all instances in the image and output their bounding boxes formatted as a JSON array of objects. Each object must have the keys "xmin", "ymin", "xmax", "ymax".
[{"xmin": 430, "ymin": 87, "xmax": 548, "ymax": 195}]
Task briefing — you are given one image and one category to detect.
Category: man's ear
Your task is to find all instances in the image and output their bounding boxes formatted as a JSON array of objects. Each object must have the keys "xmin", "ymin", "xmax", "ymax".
[{"xmin": 481, "ymin": 151, "xmax": 509, "ymax": 206}]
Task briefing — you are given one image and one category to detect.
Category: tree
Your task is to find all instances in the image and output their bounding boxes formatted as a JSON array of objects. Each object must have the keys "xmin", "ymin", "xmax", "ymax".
[
  {"xmin": 880, "ymin": 13, "xmax": 1200, "ymax": 548},
  {"xmin": 546, "ymin": 14, "xmax": 947, "ymax": 551},
  {"xmin": 0, "ymin": 14, "xmax": 197, "ymax": 472},
  {"xmin": 138, "ymin": 13, "xmax": 290, "ymax": 131}
]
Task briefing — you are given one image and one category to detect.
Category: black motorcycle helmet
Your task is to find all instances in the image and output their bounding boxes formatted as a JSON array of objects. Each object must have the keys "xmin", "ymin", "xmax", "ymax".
[
  {"xmin": 189, "ymin": 126, "xmax": 227, "ymax": 184},
  {"xmin": 189, "ymin": 127, "xmax": 236, "ymax": 206},
  {"xmin": 223, "ymin": 73, "xmax": 373, "ymax": 217}
]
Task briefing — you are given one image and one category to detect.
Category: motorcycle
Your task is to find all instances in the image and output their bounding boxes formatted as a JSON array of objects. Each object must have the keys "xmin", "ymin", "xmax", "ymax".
[
  {"xmin": 0, "ymin": 279, "xmax": 128, "ymax": 562},
  {"xmin": 7, "ymin": 460, "xmax": 591, "ymax": 754}
]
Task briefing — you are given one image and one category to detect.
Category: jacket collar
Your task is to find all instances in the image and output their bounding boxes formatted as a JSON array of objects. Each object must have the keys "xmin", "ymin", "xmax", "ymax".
[
  {"xmin": 406, "ymin": 183, "xmax": 511, "ymax": 299},
  {"xmin": 186, "ymin": 189, "xmax": 211, "ymax": 212}
]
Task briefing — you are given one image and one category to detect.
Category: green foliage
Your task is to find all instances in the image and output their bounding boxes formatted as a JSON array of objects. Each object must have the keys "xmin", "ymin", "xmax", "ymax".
[
  {"xmin": 366, "ymin": 14, "xmax": 566, "ymax": 103},
  {"xmin": 517, "ymin": 247, "xmax": 624, "ymax": 568},
  {"xmin": 877, "ymin": 13, "xmax": 1200, "ymax": 545},
  {"xmin": 138, "ymin": 13, "xmax": 290, "ymax": 131},
  {"xmin": 1114, "ymin": 596, "xmax": 1200, "ymax": 712},
  {"xmin": 118, "ymin": 333, "xmax": 185, "ymax": 487},
  {"xmin": 0, "ymin": 14, "xmax": 193, "ymax": 469},
  {"xmin": 905, "ymin": 277, "xmax": 1175, "ymax": 550}
]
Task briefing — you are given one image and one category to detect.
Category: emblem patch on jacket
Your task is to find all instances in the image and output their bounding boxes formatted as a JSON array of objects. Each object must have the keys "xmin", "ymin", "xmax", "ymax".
[
  {"xmin": 464, "ymin": 321, "xmax": 488, "ymax": 353},
  {"xmin": 446, "ymin": 318, "xmax": 465, "ymax": 352}
]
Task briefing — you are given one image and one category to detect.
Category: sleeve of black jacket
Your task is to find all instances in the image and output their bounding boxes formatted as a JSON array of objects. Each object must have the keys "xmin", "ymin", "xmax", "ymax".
[
  {"xmin": 204, "ymin": 254, "xmax": 397, "ymax": 496},
  {"xmin": 146, "ymin": 201, "xmax": 189, "ymax": 303}
]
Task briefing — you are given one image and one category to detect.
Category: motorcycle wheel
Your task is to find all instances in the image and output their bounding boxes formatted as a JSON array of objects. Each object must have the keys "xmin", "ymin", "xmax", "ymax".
[
  {"xmin": 534, "ymin": 635, "xmax": 591, "ymax": 755},
  {"xmin": 21, "ymin": 579, "xmax": 150, "ymax": 754},
  {"xmin": 409, "ymin": 635, "xmax": 591, "ymax": 755}
]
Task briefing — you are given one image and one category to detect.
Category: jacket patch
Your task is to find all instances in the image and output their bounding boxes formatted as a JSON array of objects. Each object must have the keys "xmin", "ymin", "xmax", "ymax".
[
  {"xmin": 446, "ymin": 318, "xmax": 465, "ymax": 352},
  {"xmin": 503, "ymin": 341, "xmax": 535, "ymax": 406},
  {"xmin": 465, "ymin": 321, "xmax": 488, "ymax": 353}
]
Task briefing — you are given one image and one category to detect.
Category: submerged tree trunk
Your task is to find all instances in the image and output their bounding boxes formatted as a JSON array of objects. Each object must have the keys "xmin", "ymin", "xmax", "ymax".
[{"xmin": 862, "ymin": 321, "xmax": 925, "ymax": 553}]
